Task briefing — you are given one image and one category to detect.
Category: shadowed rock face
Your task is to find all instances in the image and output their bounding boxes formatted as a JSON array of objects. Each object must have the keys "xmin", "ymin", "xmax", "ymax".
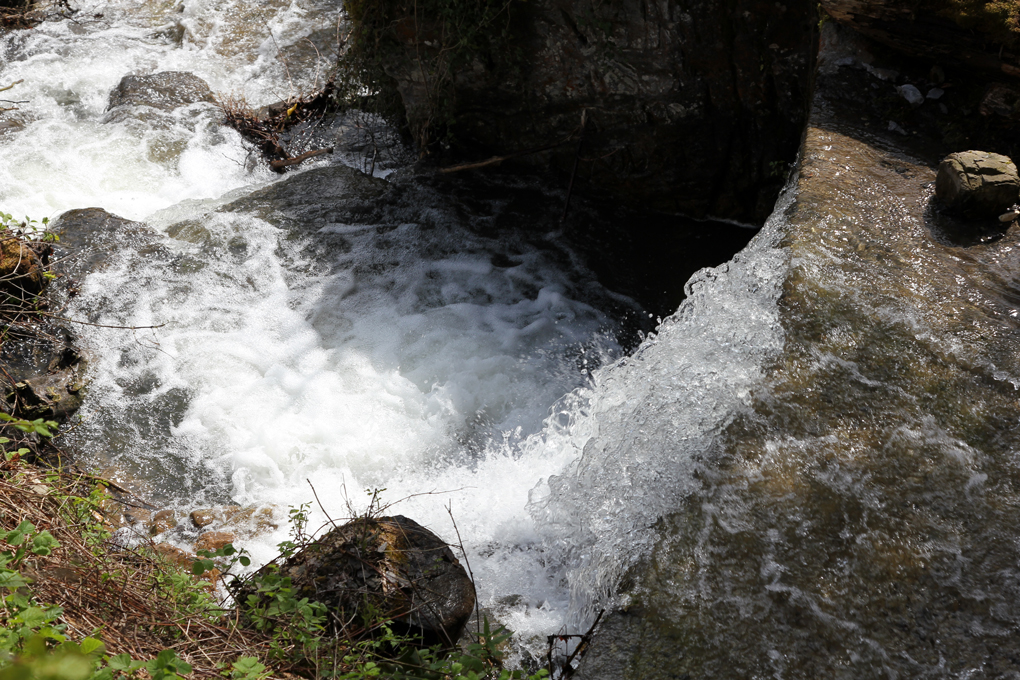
[
  {"xmin": 574, "ymin": 26, "xmax": 1020, "ymax": 680},
  {"xmin": 362, "ymin": 0, "xmax": 817, "ymax": 224},
  {"xmin": 820, "ymin": 0, "xmax": 1020, "ymax": 78}
]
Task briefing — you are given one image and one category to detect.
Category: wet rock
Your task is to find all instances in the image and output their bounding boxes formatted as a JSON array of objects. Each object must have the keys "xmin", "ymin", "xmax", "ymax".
[
  {"xmin": 190, "ymin": 509, "xmax": 216, "ymax": 528},
  {"xmin": 106, "ymin": 72, "xmax": 216, "ymax": 112},
  {"xmin": 820, "ymin": 0, "xmax": 1020, "ymax": 78},
  {"xmin": 13, "ymin": 369, "xmax": 85, "ymax": 420},
  {"xmin": 239, "ymin": 516, "xmax": 475, "ymax": 645},
  {"xmin": 897, "ymin": 83, "xmax": 924, "ymax": 107},
  {"xmin": 50, "ymin": 208, "xmax": 166, "ymax": 279},
  {"xmin": 154, "ymin": 542, "xmax": 194, "ymax": 568},
  {"xmin": 980, "ymin": 82, "xmax": 1020, "ymax": 121},
  {"xmin": 149, "ymin": 509, "xmax": 177, "ymax": 535},
  {"xmin": 194, "ymin": 530, "xmax": 235, "ymax": 553},
  {"xmin": 577, "ymin": 32, "xmax": 1020, "ymax": 679},
  {"xmin": 936, "ymin": 150, "xmax": 1020, "ymax": 218},
  {"xmin": 124, "ymin": 507, "xmax": 152, "ymax": 525}
]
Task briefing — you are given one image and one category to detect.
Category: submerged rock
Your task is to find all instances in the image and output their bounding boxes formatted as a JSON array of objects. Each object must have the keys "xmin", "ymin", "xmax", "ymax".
[
  {"xmin": 936, "ymin": 150, "xmax": 1020, "ymax": 218},
  {"xmin": 106, "ymin": 72, "xmax": 216, "ymax": 112},
  {"xmin": 239, "ymin": 515, "xmax": 475, "ymax": 646}
]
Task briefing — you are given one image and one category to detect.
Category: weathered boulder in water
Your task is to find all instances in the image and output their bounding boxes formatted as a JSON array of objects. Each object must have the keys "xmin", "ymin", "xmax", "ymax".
[
  {"xmin": 106, "ymin": 72, "xmax": 216, "ymax": 112},
  {"xmin": 936, "ymin": 150, "xmax": 1020, "ymax": 218},
  {"xmin": 349, "ymin": 0, "xmax": 817, "ymax": 223},
  {"xmin": 820, "ymin": 0, "xmax": 1020, "ymax": 78},
  {"xmin": 50, "ymin": 208, "xmax": 165, "ymax": 278},
  {"xmin": 238, "ymin": 515, "xmax": 475, "ymax": 645},
  {"xmin": 12, "ymin": 371, "xmax": 85, "ymax": 420}
]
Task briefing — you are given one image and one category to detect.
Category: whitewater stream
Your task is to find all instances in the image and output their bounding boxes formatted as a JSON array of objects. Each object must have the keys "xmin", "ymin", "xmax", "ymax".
[
  {"xmin": 0, "ymin": 0, "xmax": 767, "ymax": 654},
  {"xmin": 11, "ymin": 0, "xmax": 1020, "ymax": 675}
]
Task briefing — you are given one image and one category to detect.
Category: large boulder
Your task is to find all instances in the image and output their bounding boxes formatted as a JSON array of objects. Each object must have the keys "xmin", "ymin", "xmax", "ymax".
[
  {"xmin": 106, "ymin": 72, "xmax": 216, "ymax": 112},
  {"xmin": 239, "ymin": 516, "xmax": 475, "ymax": 646},
  {"xmin": 570, "ymin": 29, "xmax": 1020, "ymax": 680},
  {"xmin": 347, "ymin": 0, "xmax": 817, "ymax": 224},
  {"xmin": 936, "ymin": 150, "xmax": 1020, "ymax": 218}
]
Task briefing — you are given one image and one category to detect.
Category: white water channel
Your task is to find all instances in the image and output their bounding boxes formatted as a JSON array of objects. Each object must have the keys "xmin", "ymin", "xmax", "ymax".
[{"xmin": 0, "ymin": 0, "xmax": 785, "ymax": 649}]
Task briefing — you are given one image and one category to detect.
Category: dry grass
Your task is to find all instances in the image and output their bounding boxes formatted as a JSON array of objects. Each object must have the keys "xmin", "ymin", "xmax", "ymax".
[{"xmin": 0, "ymin": 460, "xmax": 285, "ymax": 677}]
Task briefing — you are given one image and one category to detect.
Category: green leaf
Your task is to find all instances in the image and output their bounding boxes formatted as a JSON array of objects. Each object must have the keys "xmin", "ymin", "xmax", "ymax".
[
  {"xmin": 78, "ymin": 637, "xmax": 105, "ymax": 656},
  {"xmin": 31, "ymin": 530, "xmax": 59, "ymax": 556},
  {"xmin": 108, "ymin": 653, "xmax": 143, "ymax": 672},
  {"xmin": 18, "ymin": 606, "xmax": 50, "ymax": 628}
]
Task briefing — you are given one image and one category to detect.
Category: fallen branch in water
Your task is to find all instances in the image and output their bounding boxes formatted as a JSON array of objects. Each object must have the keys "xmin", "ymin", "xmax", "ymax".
[
  {"xmin": 0, "ymin": 79, "xmax": 24, "ymax": 93},
  {"xmin": 269, "ymin": 147, "xmax": 333, "ymax": 170}
]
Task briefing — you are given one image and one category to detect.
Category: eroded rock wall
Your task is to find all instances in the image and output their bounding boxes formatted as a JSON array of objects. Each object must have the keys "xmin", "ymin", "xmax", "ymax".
[{"xmin": 356, "ymin": 0, "xmax": 818, "ymax": 223}]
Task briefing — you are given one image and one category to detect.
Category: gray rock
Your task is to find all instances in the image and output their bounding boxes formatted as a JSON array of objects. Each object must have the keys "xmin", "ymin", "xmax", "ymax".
[
  {"xmin": 106, "ymin": 72, "xmax": 216, "ymax": 112},
  {"xmin": 897, "ymin": 83, "xmax": 923, "ymax": 106},
  {"xmin": 237, "ymin": 515, "xmax": 475, "ymax": 646},
  {"xmin": 936, "ymin": 150, "xmax": 1020, "ymax": 218},
  {"xmin": 926, "ymin": 87, "xmax": 944, "ymax": 100}
]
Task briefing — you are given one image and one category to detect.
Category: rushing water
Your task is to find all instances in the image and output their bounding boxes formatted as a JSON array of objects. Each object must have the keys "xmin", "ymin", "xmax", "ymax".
[
  {"xmin": 21, "ymin": 0, "xmax": 1019, "ymax": 675},
  {"xmin": 0, "ymin": 0, "xmax": 763, "ymax": 650}
]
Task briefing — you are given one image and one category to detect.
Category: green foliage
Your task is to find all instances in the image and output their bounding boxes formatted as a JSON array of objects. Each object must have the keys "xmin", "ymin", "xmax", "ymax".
[
  {"xmin": 338, "ymin": 620, "xmax": 549, "ymax": 680},
  {"xmin": 0, "ymin": 413, "xmax": 58, "ymax": 438},
  {"xmin": 0, "ymin": 212, "xmax": 56, "ymax": 242}
]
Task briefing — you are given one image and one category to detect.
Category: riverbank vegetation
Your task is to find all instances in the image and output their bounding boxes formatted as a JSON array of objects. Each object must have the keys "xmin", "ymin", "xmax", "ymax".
[{"xmin": 0, "ymin": 446, "xmax": 553, "ymax": 680}]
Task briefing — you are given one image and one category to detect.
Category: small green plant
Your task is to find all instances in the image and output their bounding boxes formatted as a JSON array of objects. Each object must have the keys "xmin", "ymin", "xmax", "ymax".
[
  {"xmin": 0, "ymin": 212, "xmax": 56, "ymax": 242},
  {"xmin": 337, "ymin": 619, "xmax": 549, "ymax": 680}
]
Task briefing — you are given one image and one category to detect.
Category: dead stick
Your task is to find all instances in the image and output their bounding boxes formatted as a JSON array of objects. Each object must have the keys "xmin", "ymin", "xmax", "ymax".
[
  {"xmin": 560, "ymin": 109, "xmax": 587, "ymax": 225},
  {"xmin": 438, "ymin": 135, "xmax": 578, "ymax": 174},
  {"xmin": 269, "ymin": 147, "xmax": 333, "ymax": 169}
]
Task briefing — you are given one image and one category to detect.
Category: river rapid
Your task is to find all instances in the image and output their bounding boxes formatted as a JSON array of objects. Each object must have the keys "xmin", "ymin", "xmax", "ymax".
[
  {"xmin": 9, "ymin": 0, "xmax": 1020, "ymax": 676},
  {"xmin": 0, "ymin": 0, "xmax": 765, "ymax": 652}
]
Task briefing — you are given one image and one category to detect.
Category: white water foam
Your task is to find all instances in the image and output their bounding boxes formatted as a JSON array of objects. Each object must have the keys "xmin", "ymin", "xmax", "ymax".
[
  {"xmin": 0, "ymin": 0, "xmax": 337, "ymax": 219},
  {"xmin": 1, "ymin": 0, "xmax": 792, "ymax": 648}
]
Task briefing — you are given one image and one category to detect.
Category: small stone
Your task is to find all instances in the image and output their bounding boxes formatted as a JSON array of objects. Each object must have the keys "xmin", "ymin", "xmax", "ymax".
[
  {"xmin": 149, "ymin": 509, "xmax": 177, "ymax": 535},
  {"xmin": 190, "ymin": 509, "xmax": 216, "ymax": 528},
  {"xmin": 999, "ymin": 210, "xmax": 1019, "ymax": 223},
  {"xmin": 936, "ymin": 151, "xmax": 1020, "ymax": 218},
  {"xmin": 926, "ymin": 87, "xmax": 944, "ymax": 100},
  {"xmin": 194, "ymin": 531, "xmax": 235, "ymax": 553},
  {"xmin": 125, "ymin": 508, "xmax": 152, "ymax": 525},
  {"xmin": 897, "ymin": 83, "xmax": 924, "ymax": 106},
  {"xmin": 888, "ymin": 121, "xmax": 907, "ymax": 135}
]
